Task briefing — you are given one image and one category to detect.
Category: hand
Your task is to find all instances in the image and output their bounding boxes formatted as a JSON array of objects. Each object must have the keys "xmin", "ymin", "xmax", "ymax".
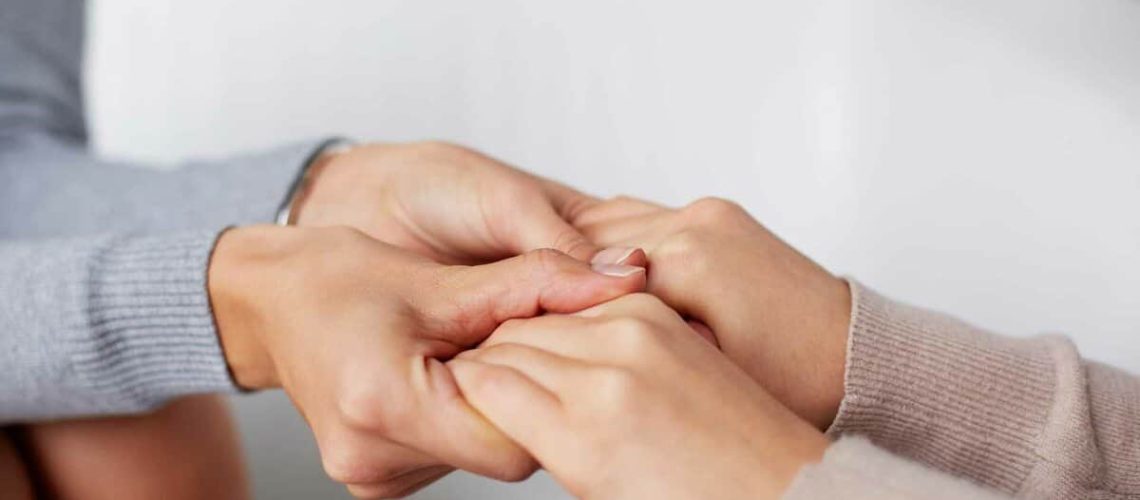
[
  {"xmin": 294, "ymin": 141, "xmax": 600, "ymax": 264},
  {"xmin": 450, "ymin": 294, "xmax": 828, "ymax": 500},
  {"xmin": 207, "ymin": 225, "xmax": 646, "ymax": 498},
  {"xmin": 572, "ymin": 196, "xmax": 852, "ymax": 429}
]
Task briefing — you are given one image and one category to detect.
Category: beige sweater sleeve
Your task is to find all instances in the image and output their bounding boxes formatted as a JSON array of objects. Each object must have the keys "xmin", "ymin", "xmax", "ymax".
[{"xmin": 785, "ymin": 281, "xmax": 1140, "ymax": 499}]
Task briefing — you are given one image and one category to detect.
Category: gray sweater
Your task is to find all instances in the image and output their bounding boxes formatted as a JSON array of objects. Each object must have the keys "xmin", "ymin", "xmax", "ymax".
[{"xmin": 0, "ymin": 0, "xmax": 322, "ymax": 420}]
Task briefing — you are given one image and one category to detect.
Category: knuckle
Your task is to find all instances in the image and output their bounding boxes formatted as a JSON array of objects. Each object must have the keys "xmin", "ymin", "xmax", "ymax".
[
  {"xmin": 484, "ymin": 450, "xmax": 540, "ymax": 482},
  {"xmin": 616, "ymin": 292, "xmax": 667, "ymax": 311},
  {"xmin": 335, "ymin": 380, "xmax": 402, "ymax": 433},
  {"xmin": 608, "ymin": 316, "xmax": 662, "ymax": 353},
  {"xmin": 655, "ymin": 229, "xmax": 709, "ymax": 270},
  {"xmin": 320, "ymin": 439, "xmax": 372, "ymax": 484},
  {"xmin": 345, "ymin": 483, "xmax": 399, "ymax": 500},
  {"xmin": 321, "ymin": 435, "xmax": 415, "ymax": 487},
  {"xmin": 549, "ymin": 228, "xmax": 593, "ymax": 258},
  {"xmin": 681, "ymin": 196, "xmax": 746, "ymax": 225},
  {"xmin": 522, "ymin": 247, "xmax": 572, "ymax": 274}
]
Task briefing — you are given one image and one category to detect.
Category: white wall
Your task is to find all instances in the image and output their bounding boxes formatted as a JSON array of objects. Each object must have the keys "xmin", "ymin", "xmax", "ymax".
[{"xmin": 87, "ymin": 1, "xmax": 1140, "ymax": 498}]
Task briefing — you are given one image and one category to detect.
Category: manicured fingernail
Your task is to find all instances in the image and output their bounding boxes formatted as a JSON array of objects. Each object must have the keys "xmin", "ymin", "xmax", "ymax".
[
  {"xmin": 591, "ymin": 263, "xmax": 646, "ymax": 277},
  {"xmin": 591, "ymin": 247, "xmax": 638, "ymax": 265}
]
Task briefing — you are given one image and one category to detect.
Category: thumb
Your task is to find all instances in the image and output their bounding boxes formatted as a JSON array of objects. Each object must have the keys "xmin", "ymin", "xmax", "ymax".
[{"xmin": 432, "ymin": 248, "xmax": 645, "ymax": 340}]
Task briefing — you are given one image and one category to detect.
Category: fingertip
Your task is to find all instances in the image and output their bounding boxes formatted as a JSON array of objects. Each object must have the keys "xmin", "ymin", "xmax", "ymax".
[
  {"xmin": 590, "ymin": 246, "xmax": 647, "ymax": 267},
  {"xmin": 602, "ymin": 262, "xmax": 648, "ymax": 293},
  {"xmin": 623, "ymin": 248, "xmax": 648, "ymax": 267}
]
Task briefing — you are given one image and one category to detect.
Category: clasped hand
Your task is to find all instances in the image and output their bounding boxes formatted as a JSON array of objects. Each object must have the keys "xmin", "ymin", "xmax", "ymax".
[{"xmin": 208, "ymin": 141, "xmax": 848, "ymax": 499}]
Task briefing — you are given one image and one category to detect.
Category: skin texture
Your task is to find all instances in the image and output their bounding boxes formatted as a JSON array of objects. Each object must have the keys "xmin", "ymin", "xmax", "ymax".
[
  {"xmin": 450, "ymin": 294, "xmax": 829, "ymax": 500},
  {"xmin": 208, "ymin": 225, "xmax": 646, "ymax": 498},
  {"xmin": 0, "ymin": 430, "xmax": 32, "ymax": 500},
  {"xmin": 295, "ymin": 141, "xmax": 601, "ymax": 264},
  {"xmin": 16, "ymin": 395, "xmax": 248, "ymax": 500},
  {"xmin": 573, "ymin": 196, "xmax": 852, "ymax": 429}
]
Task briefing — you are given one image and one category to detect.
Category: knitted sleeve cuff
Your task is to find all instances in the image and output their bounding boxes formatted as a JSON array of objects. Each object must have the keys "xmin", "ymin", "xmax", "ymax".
[
  {"xmin": 783, "ymin": 436, "xmax": 1008, "ymax": 500},
  {"xmin": 825, "ymin": 280, "xmax": 1071, "ymax": 494},
  {"xmin": 67, "ymin": 231, "xmax": 237, "ymax": 412}
]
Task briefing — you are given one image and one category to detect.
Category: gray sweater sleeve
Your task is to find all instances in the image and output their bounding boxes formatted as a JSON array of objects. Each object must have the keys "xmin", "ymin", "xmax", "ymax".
[
  {"xmin": 0, "ymin": 0, "xmax": 326, "ymax": 420},
  {"xmin": 0, "ymin": 233, "xmax": 235, "ymax": 421}
]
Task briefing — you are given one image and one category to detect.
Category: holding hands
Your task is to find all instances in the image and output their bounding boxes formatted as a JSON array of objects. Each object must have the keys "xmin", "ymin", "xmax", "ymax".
[
  {"xmin": 211, "ymin": 141, "xmax": 847, "ymax": 498},
  {"xmin": 573, "ymin": 196, "xmax": 852, "ymax": 428},
  {"xmin": 452, "ymin": 294, "xmax": 829, "ymax": 500}
]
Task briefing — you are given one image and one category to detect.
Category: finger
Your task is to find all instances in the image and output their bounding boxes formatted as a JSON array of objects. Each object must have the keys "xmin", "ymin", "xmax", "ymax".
[
  {"xmin": 477, "ymin": 315, "xmax": 625, "ymax": 363},
  {"xmin": 433, "ymin": 248, "xmax": 646, "ymax": 341},
  {"xmin": 448, "ymin": 359, "xmax": 566, "ymax": 465},
  {"xmin": 571, "ymin": 195, "xmax": 667, "ymax": 227},
  {"xmin": 512, "ymin": 203, "xmax": 602, "ymax": 261},
  {"xmin": 315, "ymin": 423, "xmax": 443, "ymax": 485},
  {"xmin": 541, "ymin": 179, "xmax": 601, "ymax": 222},
  {"xmin": 577, "ymin": 213, "xmax": 675, "ymax": 250},
  {"xmin": 571, "ymin": 292, "xmax": 685, "ymax": 328},
  {"xmin": 458, "ymin": 343, "xmax": 593, "ymax": 396},
  {"xmin": 400, "ymin": 358, "xmax": 538, "ymax": 482},
  {"xmin": 345, "ymin": 465, "xmax": 453, "ymax": 499},
  {"xmin": 589, "ymin": 247, "xmax": 648, "ymax": 267}
]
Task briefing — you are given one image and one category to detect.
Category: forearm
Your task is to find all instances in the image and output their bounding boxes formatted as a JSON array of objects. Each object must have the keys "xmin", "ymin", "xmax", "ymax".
[
  {"xmin": 0, "ymin": 232, "xmax": 235, "ymax": 422},
  {"xmin": 0, "ymin": 133, "xmax": 327, "ymax": 238},
  {"xmin": 828, "ymin": 280, "xmax": 1140, "ymax": 498}
]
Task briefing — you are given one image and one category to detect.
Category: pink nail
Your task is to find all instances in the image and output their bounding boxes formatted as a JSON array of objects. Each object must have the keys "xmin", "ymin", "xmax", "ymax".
[
  {"xmin": 591, "ymin": 247, "xmax": 638, "ymax": 265},
  {"xmin": 591, "ymin": 263, "xmax": 646, "ymax": 277}
]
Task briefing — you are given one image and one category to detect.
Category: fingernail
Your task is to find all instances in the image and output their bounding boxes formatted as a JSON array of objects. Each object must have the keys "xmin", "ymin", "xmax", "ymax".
[
  {"xmin": 591, "ymin": 263, "xmax": 645, "ymax": 277},
  {"xmin": 591, "ymin": 247, "xmax": 638, "ymax": 265}
]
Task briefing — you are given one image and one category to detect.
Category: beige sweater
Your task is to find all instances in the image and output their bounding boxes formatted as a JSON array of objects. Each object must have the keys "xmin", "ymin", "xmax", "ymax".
[{"xmin": 784, "ymin": 282, "xmax": 1140, "ymax": 500}]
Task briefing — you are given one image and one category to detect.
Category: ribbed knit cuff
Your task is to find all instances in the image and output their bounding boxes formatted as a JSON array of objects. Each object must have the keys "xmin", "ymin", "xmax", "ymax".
[
  {"xmin": 826, "ymin": 281, "xmax": 1058, "ymax": 493},
  {"xmin": 784, "ymin": 436, "xmax": 1008, "ymax": 500},
  {"xmin": 68, "ymin": 232, "xmax": 237, "ymax": 410}
]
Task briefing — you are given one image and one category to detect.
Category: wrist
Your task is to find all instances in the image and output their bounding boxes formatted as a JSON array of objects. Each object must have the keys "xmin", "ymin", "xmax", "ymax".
[
  {"xmin": 208, "ymin": 227, "xmax": 282, "ymax": 390},
  {"xmin": 278, "ymin": 138, "xmax": 356, "ymax": 226},
  {"xmin": 767, "ymin": 430, "xmax": 830, "ymax": 498},
  {"xmin": 812, "ymin": 275, "xmax": 852, "ymax": 429}
]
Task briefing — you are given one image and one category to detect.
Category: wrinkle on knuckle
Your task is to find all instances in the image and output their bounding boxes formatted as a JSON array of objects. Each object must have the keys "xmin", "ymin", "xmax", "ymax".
[
  {"xmin": 549, "ymin": 227, "xmax": 592, "ymax": 258},
  {"xmin": 523, "ymin": 248, "xmax": 572, "ymax": 278}
]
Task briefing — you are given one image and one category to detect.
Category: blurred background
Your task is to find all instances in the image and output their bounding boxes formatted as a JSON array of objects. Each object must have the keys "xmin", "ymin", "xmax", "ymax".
[{"xmin": 86, "ymin": 0, "xmax": 1140, "ymax": 498}]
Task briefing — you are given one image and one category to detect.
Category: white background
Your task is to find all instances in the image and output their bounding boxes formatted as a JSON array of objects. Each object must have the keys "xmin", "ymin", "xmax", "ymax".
[{"xmin": 87, "ymin": 1, "xmax": 1140, "ymax": 498}]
